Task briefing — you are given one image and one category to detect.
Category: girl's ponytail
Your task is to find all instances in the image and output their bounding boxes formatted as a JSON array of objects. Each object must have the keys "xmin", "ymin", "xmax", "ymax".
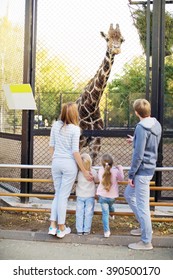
[{"xmin": 101, "ymin": 154, "xmax": 113, "ymax": 192}]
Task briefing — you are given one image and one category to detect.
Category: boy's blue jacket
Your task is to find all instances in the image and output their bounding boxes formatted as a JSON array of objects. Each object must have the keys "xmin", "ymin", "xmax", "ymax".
[{"xmin": 128, "ymin": 117, "xmax": 162, "ymax": 180}]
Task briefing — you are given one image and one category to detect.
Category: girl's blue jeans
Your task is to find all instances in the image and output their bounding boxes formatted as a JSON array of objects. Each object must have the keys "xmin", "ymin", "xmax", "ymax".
[
  {"xmin": 76, "ymin": 196, "xmax": 95, "ymax": 233},
  {"xmin": 50, "ymin": 158, "xmax": 78, "ymax": 225},
  {"xmin": 98, "ymin": 196, "xmax": 115, "ymax": 232},
  {"xmin": 124, "ymin": 175, "xmax": 153, "ymax": 243}
]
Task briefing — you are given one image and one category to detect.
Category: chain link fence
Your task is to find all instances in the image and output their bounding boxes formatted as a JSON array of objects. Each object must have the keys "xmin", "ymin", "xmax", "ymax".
[
  {"xmin": 0, "ymin": 1, "xmax": 173, "ymax": 199},
  {"xmin": 0, "ymin": 0, "xmax": 25, "ymax": 190}
]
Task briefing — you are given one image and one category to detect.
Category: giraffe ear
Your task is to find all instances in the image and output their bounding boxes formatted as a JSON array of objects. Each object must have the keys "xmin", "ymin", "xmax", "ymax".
[
  {"xmin": 100, "ymin": 31, "xmax": 108, "ymax": 42},
  {"xmin": 116, "ymin": 23, "xmax": 120, "ymax": 30}
]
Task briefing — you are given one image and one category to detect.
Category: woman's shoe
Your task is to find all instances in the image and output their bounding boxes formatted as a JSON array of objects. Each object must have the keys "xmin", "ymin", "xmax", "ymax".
[
  {"xmin": 48, "ymin": 227, "xmax": 57, "ymax": 235},
  {"xmin": 57, "ymin": 226, "xmax": 71, "ymax": 238}
]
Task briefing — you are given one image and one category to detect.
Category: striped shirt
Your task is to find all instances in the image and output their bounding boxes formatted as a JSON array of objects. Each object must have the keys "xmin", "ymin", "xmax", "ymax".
[{"xmin": 49, "ymin": 120, "xmax": 80, "ymax": 159}]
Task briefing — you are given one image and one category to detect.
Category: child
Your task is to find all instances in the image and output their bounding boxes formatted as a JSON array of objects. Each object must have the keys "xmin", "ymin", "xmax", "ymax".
[
  {"xmin": 76, "ymin": 153, "xmax": 99, "ymax": 235},
  {"xmin": 97, "ymin": 153, "xmax": 124, "ymax": 238}
]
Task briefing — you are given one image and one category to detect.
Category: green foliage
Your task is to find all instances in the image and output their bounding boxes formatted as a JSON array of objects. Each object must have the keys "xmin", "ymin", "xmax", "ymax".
[
  {"xmin": 108, "ymin": 56, "xmax": 146, "ymax": 127},
  {"xmin": 0, "ymin": 17, "xmax": 23, "ymax": 86},
  {"xmin": 108, "ymin": 54, "xmax": 173, "ymax": 129},
  {"xmin": 132, "ymin": 7, "xmax": 173, "ymax": 56},
  {"xmin": 0, "ymin": 17, "xmax": 23, "ymax": 133},
  {"xmin": 35, "ymin": 49, "xmax": 80, "ymax": 125},
  {"xmin": 164, "ymin": 55, "xmax": 173, "ymax": 128}
]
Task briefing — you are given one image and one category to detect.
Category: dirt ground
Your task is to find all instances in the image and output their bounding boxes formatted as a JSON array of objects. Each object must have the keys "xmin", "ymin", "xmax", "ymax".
[{"xmin": 0, "ymin": 209, "xmax": 173, "ymax": 237}]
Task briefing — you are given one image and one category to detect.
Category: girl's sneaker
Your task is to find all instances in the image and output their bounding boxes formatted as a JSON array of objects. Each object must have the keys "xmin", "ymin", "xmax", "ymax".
[
  {"xmin": 57, "ymin": 226, "xmax": 71, "ymax": 238},
  {"xmin": 83, "ymin": 232, "xmax": 90, "ymax": 235},
  {"xmin": 104, "ymin": 231, "xmax": 111, "ymax": 238},
  {"xmin": 77, "ymin": 232, "xmax": 83, "ymax": 236},
  {"xmin": 109, "ymin": 215, "xmax": 115, "ymax": 220},
  {"xmin": 48, "ymin": 227, "xmax": 57, "ymax": 235}
]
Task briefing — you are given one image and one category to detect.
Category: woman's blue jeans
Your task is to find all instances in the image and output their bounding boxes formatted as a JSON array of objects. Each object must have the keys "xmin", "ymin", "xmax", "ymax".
[
  {"xmin": 98, "ymin": 196, "xmax": 115, "ymax": 232},
  {"xmin": 124, "ymin": 175, "xmax": 153, "ymax": 243},
  {"xmin": 76, "ymin": 196, "xmax": 95, "ymax": 233},
  {"xmin": 50, "ymin": 158, "xmax": 78, "ymax": 225}
]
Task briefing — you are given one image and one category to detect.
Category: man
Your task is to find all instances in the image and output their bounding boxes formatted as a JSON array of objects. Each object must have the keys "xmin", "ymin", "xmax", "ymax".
[{"xmin": 124, "ymin": 99, "xmax": 162, "ymax": 250}]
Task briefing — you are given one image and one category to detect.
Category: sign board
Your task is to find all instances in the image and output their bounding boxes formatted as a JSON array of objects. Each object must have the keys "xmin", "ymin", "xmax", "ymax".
[{"xmin": 3, "ymin": 84, "xmax": 37, "ymax": 110}]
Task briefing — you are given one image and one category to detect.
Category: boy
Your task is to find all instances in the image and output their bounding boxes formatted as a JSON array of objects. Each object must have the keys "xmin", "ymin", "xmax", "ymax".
[{"xmin": 124, "ymin": 99, "xmax": 162, "ymax": 250}]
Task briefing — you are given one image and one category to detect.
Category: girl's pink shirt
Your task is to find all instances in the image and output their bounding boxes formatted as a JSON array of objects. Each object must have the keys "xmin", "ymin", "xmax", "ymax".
[{"xmin": 96, "ymin": 165, "xmax": 124, "ymax": 198}]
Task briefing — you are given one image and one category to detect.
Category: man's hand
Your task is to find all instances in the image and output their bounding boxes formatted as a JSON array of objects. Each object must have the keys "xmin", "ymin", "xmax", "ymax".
[{"xmin": 127, "ymin": 134, "xmax": 134, "ymax": 144}]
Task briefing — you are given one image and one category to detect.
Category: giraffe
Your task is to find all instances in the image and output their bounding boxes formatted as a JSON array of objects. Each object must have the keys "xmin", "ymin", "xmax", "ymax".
[{"xmin": 77, "ymin": 23, "xmax": 124, "ymax": 164}]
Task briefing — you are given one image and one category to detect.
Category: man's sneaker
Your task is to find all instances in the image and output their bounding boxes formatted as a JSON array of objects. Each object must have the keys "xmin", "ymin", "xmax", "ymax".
[
  {"xmin": 104, "ymin": 231, "xmax": 111, "ymax": 238},
  {"xmin": 130, "ymin": 228, "xmax": 142, "ymax": 236},
  {"xmin": 57, "ymin": 226, "xmax": 71, "ymax": 238},
  {"xmin": 48, "ymin": 227, "xmax": 57, "ymax": 235},
  {"xmin": 130, "ymin": 228, "xmax": 153, "ymax": 236},
  {"xmin": 128, "ymin": 241, "xmax": 153, "ymax": 250},
  {"xmin": 77, "ymin": 232, "xmax": 83, "ymax": 236}
]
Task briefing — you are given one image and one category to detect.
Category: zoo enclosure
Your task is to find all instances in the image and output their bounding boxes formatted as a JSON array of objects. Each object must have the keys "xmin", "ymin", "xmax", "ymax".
[{"xmin": 0, "ymin": 0, "xmax": 173, "ymax": 201}]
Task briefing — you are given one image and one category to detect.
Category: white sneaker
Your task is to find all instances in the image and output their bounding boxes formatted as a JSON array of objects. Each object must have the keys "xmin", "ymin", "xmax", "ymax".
[
  {"xmin": 48, "ymin": 227, "xmax": 57, "ymax": 235},
  {"xmin": 83, "ymin": 232, "xmax": 90, "ymax": 236},
  {"xmin": 57, "ymin": 226, "xmax": 71, "ymax": 238},
  {"xmin": 104, "ymin": 231, "xmax": 111, "ymax": 238},
  {"xmin": 109, "ymin": 215, "xmax": 115, "ymax": 220}
]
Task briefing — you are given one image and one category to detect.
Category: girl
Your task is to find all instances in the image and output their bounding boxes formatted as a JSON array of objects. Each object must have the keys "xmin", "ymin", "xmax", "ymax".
[
  {"xmin": 48, "ymin": 102, "xmax": 93, "ymax": 238},
  {"xmin": 75, "ymin": 153, "xmax": 99, "ymax": 235},
  {"xmin": 97, "ymin": 153, "xmax": 124, "ymax": 238}
]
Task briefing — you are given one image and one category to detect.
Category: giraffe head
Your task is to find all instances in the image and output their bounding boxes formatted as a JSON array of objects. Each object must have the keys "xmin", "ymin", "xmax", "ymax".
[{"xmin": 100, "ymin": 23, "xmax": 124, "ymax": 55}]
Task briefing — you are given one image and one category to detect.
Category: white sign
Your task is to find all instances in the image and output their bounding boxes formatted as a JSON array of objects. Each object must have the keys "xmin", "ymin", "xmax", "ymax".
[{"xmin": 3, "ymin": 84, "xmax": 37, "ymax": 110}]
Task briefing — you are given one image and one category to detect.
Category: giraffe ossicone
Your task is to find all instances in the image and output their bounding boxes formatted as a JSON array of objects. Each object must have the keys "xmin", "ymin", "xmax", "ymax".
[{"xmin": 77, "ymin": 23, "xmax": 124, "ymax": 164}]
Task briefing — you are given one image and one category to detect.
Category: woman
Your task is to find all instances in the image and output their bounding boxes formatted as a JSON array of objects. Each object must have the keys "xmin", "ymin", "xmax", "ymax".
[{"xmin": 48, "ymin": 102, "xmax": 93, "ymax": 238}]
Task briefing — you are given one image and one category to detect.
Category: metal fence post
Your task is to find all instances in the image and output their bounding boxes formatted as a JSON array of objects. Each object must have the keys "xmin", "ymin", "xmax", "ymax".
[
  {"xmin": 21, "ymin": 0, "xmax": 38, "ymax": 203},
  {"xmin": 151, "ymin": 0, "xmax": 165, "ymax": 201}
]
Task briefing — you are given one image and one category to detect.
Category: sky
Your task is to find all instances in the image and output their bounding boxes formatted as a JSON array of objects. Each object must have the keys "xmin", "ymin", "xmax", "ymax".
[
  {"xmin": 1, "ymin": 0, "xmax": 173, "ymax": 82},
  {"xmin": 37, "ymin": 0, "xmax": 143, "ymax": 79}
]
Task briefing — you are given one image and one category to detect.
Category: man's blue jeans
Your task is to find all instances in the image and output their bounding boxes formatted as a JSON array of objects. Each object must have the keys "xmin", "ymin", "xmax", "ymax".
[
  {"xmin": 124, "ymin": 175, "xmax": 153, "ymax": 243},
  {"xmin": 98, "ymin": 196, "xmax": 115, "ymax": 232},
  {"xmin": 76, "ymin": 196, "xmax": 95, "ymax": 233}
]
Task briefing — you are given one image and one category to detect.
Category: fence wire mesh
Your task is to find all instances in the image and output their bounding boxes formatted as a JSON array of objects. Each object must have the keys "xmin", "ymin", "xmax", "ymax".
[
  {"xmin": 0, "ymin": 1, "xmax": 173, "ymax": 199},
  {"xmin": 0, "ymin": 0, "xmax": 25, "ymax": 188}
]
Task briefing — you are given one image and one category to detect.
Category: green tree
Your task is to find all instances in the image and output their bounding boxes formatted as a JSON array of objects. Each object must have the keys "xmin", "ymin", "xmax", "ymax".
[
  {"xmin": 35, "ymin": 49, "xmax": 79, "ymax": 125},
  {"xmin": 164, "ymin": 55, "xmax": 173, "ymax": 128},
  {"xmin": 108, "ymin": 56, "xmax": 146, "ymax": 127},
  {"xmin": 0, "ymin": 17, "xmax": 24, "ymax": 133},
  {"xmin": 131, "ymin": 7, "xmax": 173, "ymax": 56}
]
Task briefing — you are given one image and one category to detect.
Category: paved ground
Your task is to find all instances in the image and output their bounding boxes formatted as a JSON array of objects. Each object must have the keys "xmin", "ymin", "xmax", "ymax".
[{"xmin": 0, "ymin": 230, "xmax": 173, "ymax": 260}]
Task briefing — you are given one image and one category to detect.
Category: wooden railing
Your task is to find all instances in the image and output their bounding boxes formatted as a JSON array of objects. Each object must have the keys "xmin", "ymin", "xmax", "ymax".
[{"xmin": 0, "ymin": 165, "xmax": 173, "ymax": 222}]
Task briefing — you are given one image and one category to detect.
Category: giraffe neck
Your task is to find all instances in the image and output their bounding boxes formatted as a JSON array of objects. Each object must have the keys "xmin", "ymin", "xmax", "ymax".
[{"xmin": 84, "ymin": 50, "xmax": 115, "ymax": 104}]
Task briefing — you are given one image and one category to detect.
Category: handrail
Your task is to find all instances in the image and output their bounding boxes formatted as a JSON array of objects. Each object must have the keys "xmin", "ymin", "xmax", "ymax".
[
  {"xmin": 0, "ymin": 178, "xmax": 155, "ymax": 185},
  {"xmin": 1, "ymin": 163, "xmax": 173, "ymax": 171},
  {"xmin": 0, "ymin": 206, "xmax": 173, "ymax": 222},
  {"xmin": 0, "ymin": 192, "xmax": 155, "ymax": 201}
]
